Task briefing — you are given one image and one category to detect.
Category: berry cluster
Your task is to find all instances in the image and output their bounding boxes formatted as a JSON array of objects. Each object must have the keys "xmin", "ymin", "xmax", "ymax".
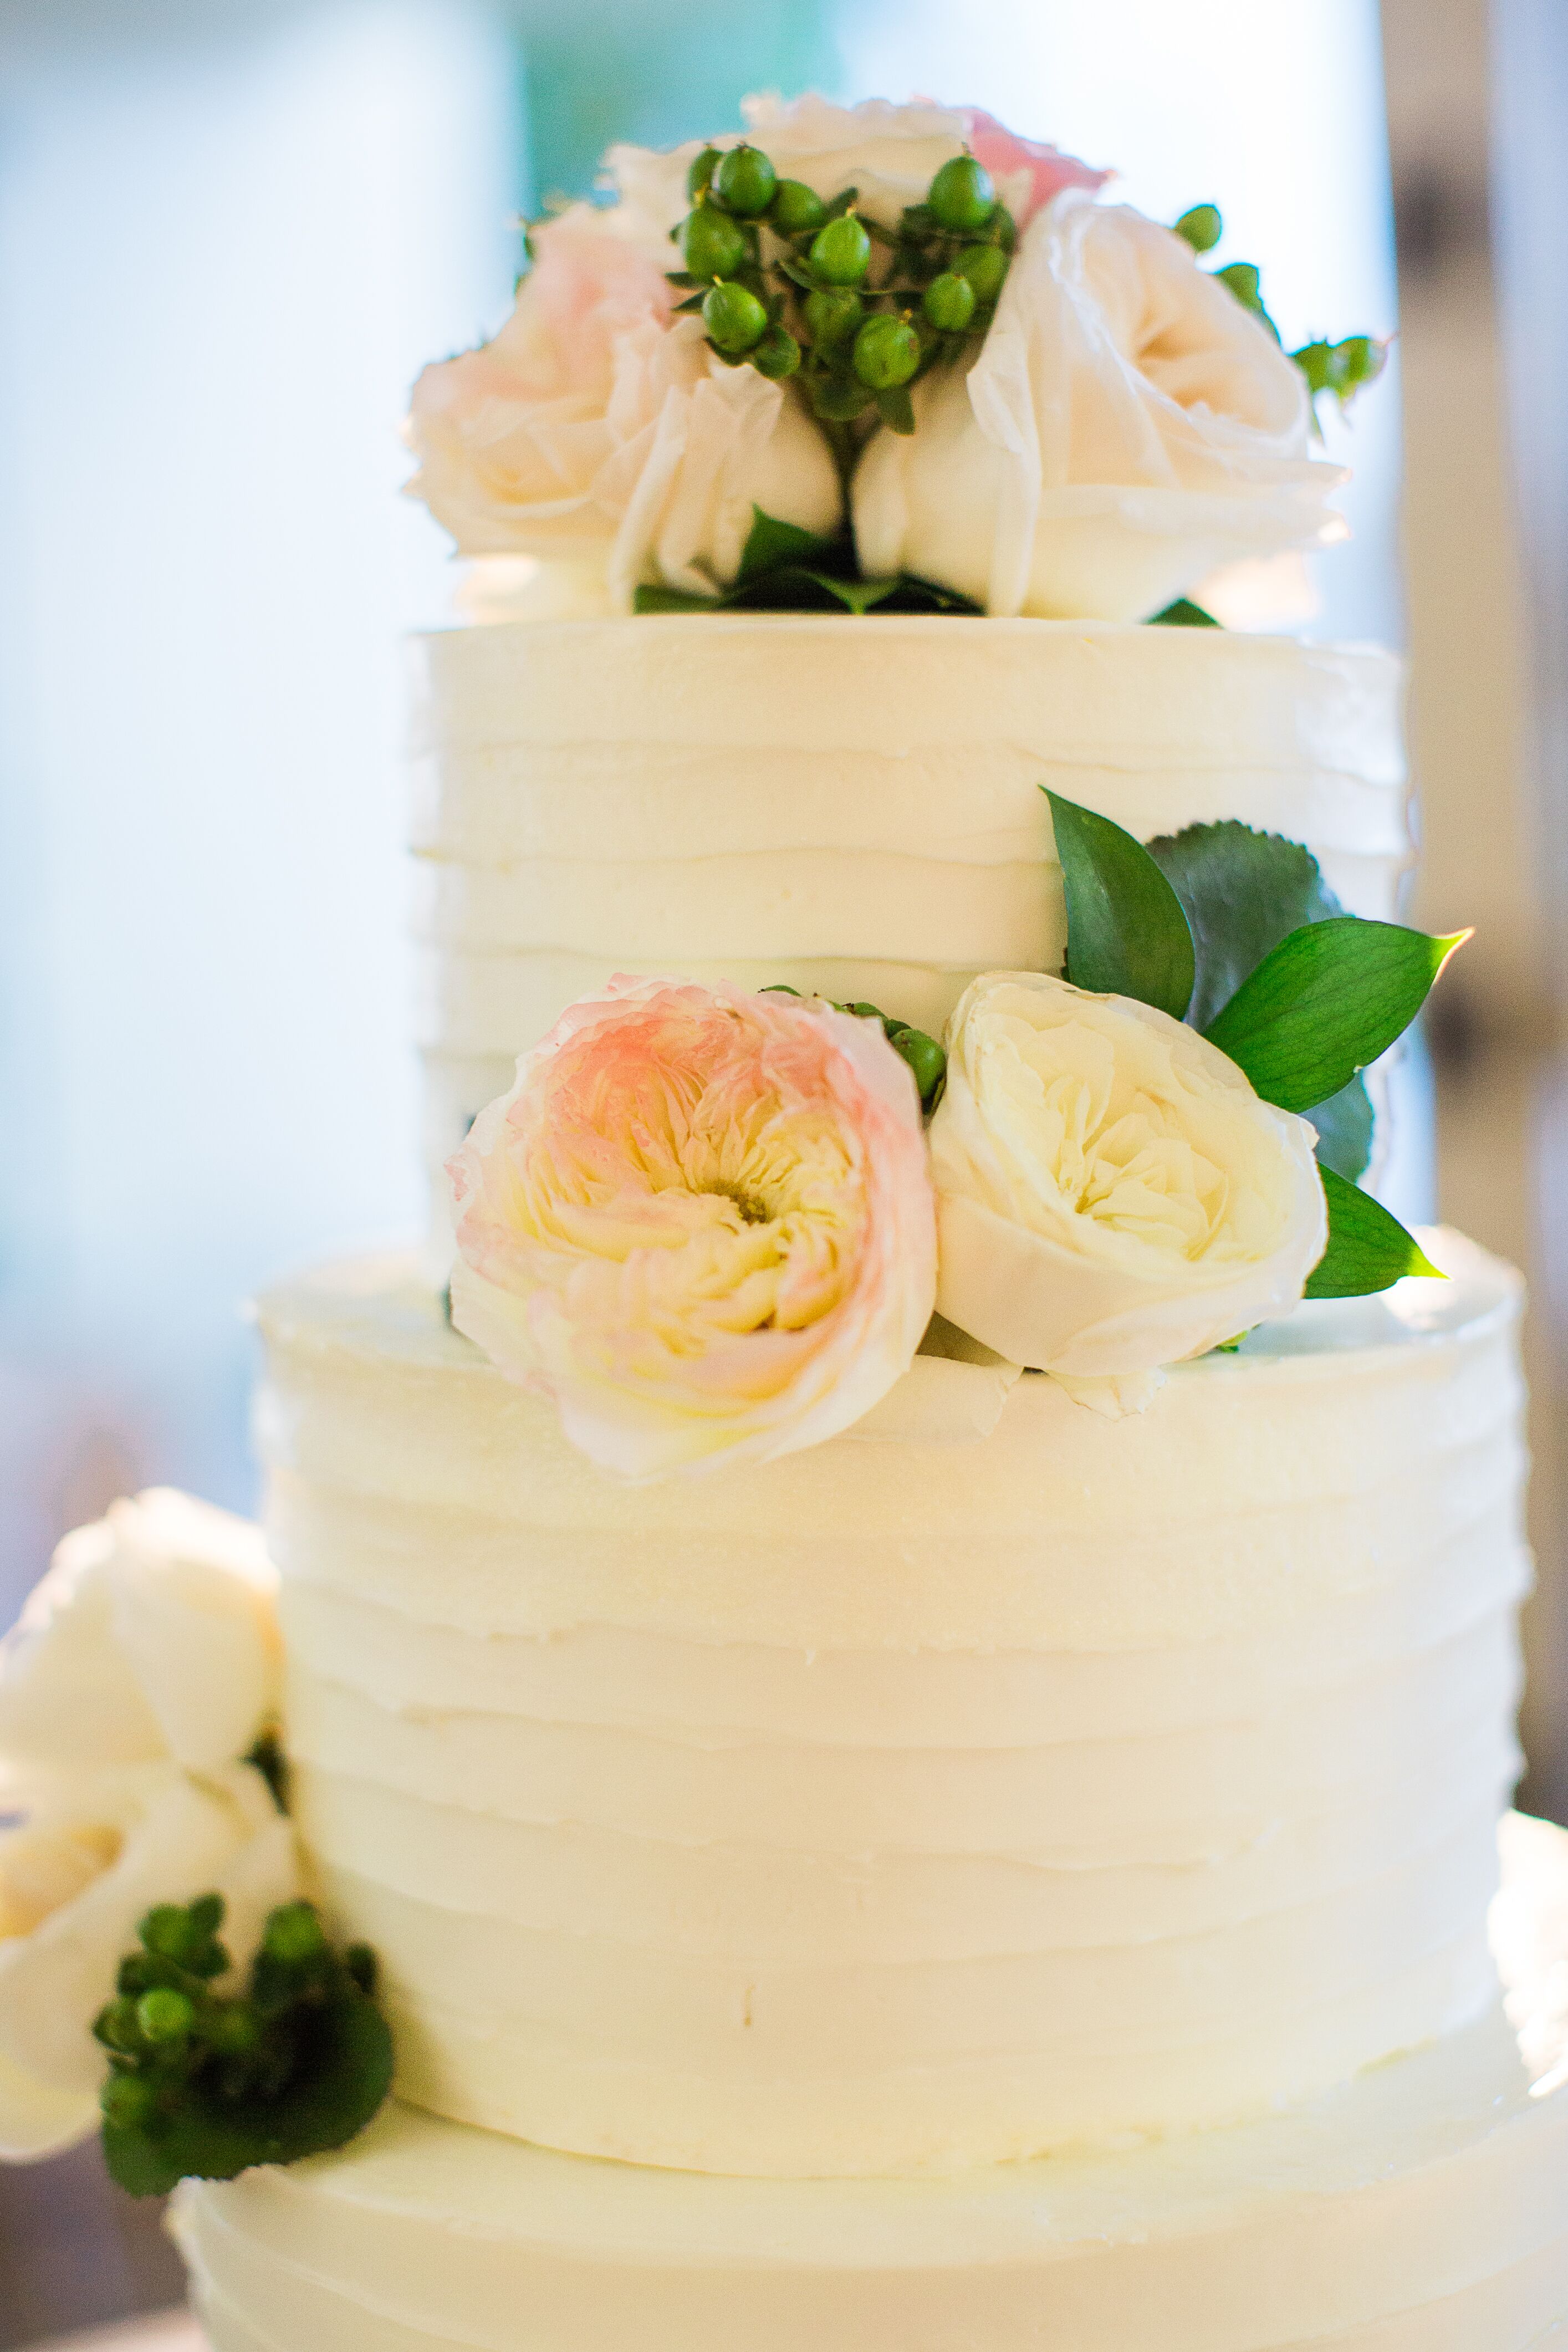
[
  {"xmin": 1173, "ymin": 203, "xmax": 1386, "ymax": 414},
  {"xmin": 670, "ymin": 144, "xmax": 1015, "ymax": 449},
  {"xmin": 762, "ymin": 987, "xmax": 947, "ymax": 1113},
  {"xmin": 93, "ymin": 1891, "xmax": 389, "ymax": 2191}
]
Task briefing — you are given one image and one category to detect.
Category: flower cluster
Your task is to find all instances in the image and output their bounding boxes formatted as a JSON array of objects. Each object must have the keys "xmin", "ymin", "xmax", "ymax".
[
  {"xmin": 447, "ymin": 813, "xmax": 1458, "ymax": 1467},
  {"xmin": 406, "ymin": 95, "xmax": 1371, "ymax": 621},
  {"xmin": 0, "ymin": 1493, "xmax": 298, "ymax": 2160}
]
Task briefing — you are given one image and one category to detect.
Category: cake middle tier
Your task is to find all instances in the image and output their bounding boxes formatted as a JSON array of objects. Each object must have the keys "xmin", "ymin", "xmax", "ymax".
[
  {"xmin": 408, "ymin": 615, "xmax": 1409, "ymax": 1188},
  {"xmin": 256, "ymin": 1232, "xmax": 1525, "ymax": 2179}
]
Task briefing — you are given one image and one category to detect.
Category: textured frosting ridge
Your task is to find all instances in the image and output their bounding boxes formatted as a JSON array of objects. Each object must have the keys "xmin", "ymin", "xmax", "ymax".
[
  {"xmin": 253, "ymin": 1231, "xmax": 1526, "ymax": 2178},
  {"xmin": 176, "ymin": 1812, "xmax": 1568, "ymax": 2351},
  {"xmin": 409, "ymin": 615, "xmax": 1409, "ymax": 1193}
]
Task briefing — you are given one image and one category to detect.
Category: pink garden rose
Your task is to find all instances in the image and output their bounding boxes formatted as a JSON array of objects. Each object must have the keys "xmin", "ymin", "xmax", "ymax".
[
  {"xmin": 446, "ymin": 979, "xmax": 937, "ymax": 1479},
  {"xmin": 962, "ymin": 108, "xmax": 1110, "ymax": 226},
  {"xmin": 406, "ymin": 206, "xmax": 840, "ymax": 604}
]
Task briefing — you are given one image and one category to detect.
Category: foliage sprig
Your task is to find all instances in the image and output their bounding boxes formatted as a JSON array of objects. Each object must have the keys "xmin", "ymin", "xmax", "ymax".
[
  {"xmin": 94, "ymin": 1893, "xmax": 392, "ymax": 2196},
  {"xmin": 669, "ymin": 142, "xmax": 1015, "ymax": 478},
  {"xmin": 1044, "ymin": 792, "xmax": 1458, "ymax": 1300},
  {"xmin": 1173, "ymin": 201, "xmax": 1387, "ymax": 422}
]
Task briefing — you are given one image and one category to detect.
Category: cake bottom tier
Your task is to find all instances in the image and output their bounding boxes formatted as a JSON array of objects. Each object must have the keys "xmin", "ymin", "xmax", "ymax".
[{"xmin": 176, "ymin": 1814, "xmax": 1568, "ymax": 2352}]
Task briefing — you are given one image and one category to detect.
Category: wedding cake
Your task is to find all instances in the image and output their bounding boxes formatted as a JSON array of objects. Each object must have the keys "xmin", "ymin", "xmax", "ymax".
[{"xmin": 2, "ymin": 94, "xmax": 1565, "ymax": 2352}]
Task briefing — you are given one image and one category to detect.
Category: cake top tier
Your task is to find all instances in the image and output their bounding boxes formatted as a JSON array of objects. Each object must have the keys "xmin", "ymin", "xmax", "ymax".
[{"xmin": 403, "ymin": 93, "xmax": 1384, "ymax": 626}]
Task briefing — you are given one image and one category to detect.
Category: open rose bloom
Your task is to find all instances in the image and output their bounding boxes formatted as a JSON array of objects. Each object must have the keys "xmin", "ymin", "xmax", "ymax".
[
  {"xmin": 0, "ymin": 1492, "xmax": 298, "ymax": 2160},
  {"xmin": 406, "ymin": 205, "xmax": 839, "ymax": 608},
  {"xmin": 447, "ymin": 978, "xmax": 938, "ymax": 1479},
  {"xmin": 929, "ymin": 972, "xmax": 1327, "ymax": 1381},
  {"xmin": 854, "ymin": 190, "xmax": 1345, "ymax": 620}
]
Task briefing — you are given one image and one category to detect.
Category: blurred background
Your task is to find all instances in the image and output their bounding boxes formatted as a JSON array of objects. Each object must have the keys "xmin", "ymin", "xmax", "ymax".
[{"xmin": 1, "ymin": 0, "xmax": 1565, "ymax": 2340}]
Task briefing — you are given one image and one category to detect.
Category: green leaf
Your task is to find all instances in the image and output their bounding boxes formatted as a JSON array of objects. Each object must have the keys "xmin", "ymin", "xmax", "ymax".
[
  {"xmin": 1044, "ymin": 792, "xmax": 1195, "ymax": 1021},
  {"xmin": 104, "ymin": 1982, "xmax": 393, "ymax": 2197},
  {"xmin": 632, "ymin": 584, "xmax": 722, "ymax": 614},
  {"xmin": 1306, "ymin": 1166, "xmax": 1444, "ymax": 1300},
  {"xmin": 1203, "ymin": 918, "xmax": 1467, "ymax": 1113},
  {"xmin": 1303, "ymin": 1078, "xmax": 1375, "ymax": 1184},
  {"xmin": 737, "ymin": 505, "xmax": 836, "ymax": 583},
  {"xmin": 793, "ymin": 569, "xmax": 901, "ymax": 615},
  {"xmin": 1144, "ymin": 822, "xmax": 1346, "ymax": 1031},
  {"xmin": 1148, "ymin": 597, "xmax": 1220, "ymax": 627},
  {"xmin": 1143, "ymin": 823, "xmax": 1377, "ymax": 1179},
  {"xmin": 875, "ymin": 384, "xmax": 917, "ymax": 435}
]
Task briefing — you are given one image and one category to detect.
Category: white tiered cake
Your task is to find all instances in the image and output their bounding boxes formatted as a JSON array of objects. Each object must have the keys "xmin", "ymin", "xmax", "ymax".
[
  {"xmin": 5, "ymin": 88, "xmax": 1558, "ymax": 2352},
  {"xmin": 165, "ymin": 607, "xmax": 1568, "ymax": 2348}
]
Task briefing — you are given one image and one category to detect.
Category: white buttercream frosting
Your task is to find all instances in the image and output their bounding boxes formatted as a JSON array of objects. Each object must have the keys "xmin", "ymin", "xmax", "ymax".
[
  {"xmin": 407, "ymin": 615, "xmax": 1409, "ymax": 1205},
  {"xmin": 176, "ymin": 1812, "xmax": 1568, "ymax": 2352},
  {"xmin": 249, "ymin": 1230, "xmax": 1525, "ymax": 2178}
]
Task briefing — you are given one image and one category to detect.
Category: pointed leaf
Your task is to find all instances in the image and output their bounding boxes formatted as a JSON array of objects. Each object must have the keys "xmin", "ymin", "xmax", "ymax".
[
  {"xmin": 1305, "ymin": 1167, "xmax": 1444, "ymax": 1299},
  {"xmin": 794, "ymin": 569, "xmax": 901, "ymax": 614},
  {"xmin": 1148, "ymin": 597, "xmax": 1221, "ymax": 626},
  {"xmin": 738, "ymin": 507, "xmax": 839, "ymax": 582},
  {"xmin": 875, "ymin": 385, "xmax": 917, "ymax": 435},
  {"xmin": 632, "ymin": 584, "xmax": 723, "ymax": 614},
  {"xmin": 1145, "ymin": 822, "xmax": 1348, "ymax": 1032},
  {"xmin": 1044, "ymin": 792, "xmax": 1195, "ymax": 1020},
  {"xmin": 1204, "ymin": 919, "xmax": 1467, "ymax": 1113},
  {"xmin": 1304, "ymin": 1077, "xmax": 1376, "ymax": 1183}
]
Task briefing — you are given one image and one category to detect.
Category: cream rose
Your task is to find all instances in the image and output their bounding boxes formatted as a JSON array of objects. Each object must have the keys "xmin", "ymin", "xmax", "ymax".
[
  {"xmin": 853, "ymin": 189, "xmax": 1345, "ymax": 620},
  {"xmin": 406, "ymin": 207, "xmax": 840, "ymax": 609},
  {"xmin": 446, "ymin": 976, "xmax": 937, "ymax": 1479},
  {"xmin": 929, "ymin": 972, "xmax": 1327, "ymax": 1377},
  {"xmin": 0, "ymin": 1492, "xmax": 298, "ymax": 2160}
]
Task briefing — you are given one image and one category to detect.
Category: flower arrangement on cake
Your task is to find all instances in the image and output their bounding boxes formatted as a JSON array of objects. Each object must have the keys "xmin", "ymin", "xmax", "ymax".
[{"xmin": 406, "ymin": 94, "xmax": 1383, "ymax": 621}]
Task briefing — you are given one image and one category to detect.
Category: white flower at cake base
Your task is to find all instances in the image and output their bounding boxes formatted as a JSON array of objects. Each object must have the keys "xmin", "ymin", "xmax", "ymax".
[
  {"xmin": 446, "ymin": 977, "xmax": 937, "ymax": 1479},
  {"xmin": 929, "ymin": 972, "xmax": 1327, "ymax": 1384},
  {"xmin": 608, "ymin": 93, "xmax": 1105, "ymax": 242},
  {"xmin": 406, "ymin": 207, "xmax": 840, "ymax": 609},
  {"xmin": 853, "ymin": 191, "xmax": 1345, "ymax": 621},
  {"xmin": 0, "ymin": 1492, "xmax": 298, "ymax": 2160}
]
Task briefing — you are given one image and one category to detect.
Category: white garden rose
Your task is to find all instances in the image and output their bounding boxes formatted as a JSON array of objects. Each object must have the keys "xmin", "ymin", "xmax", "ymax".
[
  {"xmin": 853, "ymin": 189, "xmax": 1346, "ymax": 621},
  {"xmin": 0, "ymin": 1764, "xmax": 296, "ymax": 2160},
  {"xmin": 406, "ymin": 207, "xmax": 841, "ymax": 609},
  {"xmin": 0, "ymin": 1492, "xmax": 298, "ymax": 2159},
  {"xmin": 929, "ymin": 972, "xmax": 1327, "ymax": 1379}
]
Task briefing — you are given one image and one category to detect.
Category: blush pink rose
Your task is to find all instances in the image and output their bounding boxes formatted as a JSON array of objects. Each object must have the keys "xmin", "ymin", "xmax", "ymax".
[
  {"xmin": 446, "ymin": 978, "xmax": 938, "ymax": 1480},
  {"xmin": 405, "ymin": 207, "xmax": 841, "ymax": 599},
  {"xmin": 962, "ymin": 109, "xmax": 1110, "ymax": 226}
]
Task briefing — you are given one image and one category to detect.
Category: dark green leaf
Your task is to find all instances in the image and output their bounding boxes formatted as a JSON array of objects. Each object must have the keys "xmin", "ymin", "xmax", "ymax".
[
  {"xmin": 1148, "ymin": 597, "xmax": 1221, "ymax": 627},
  {"xmin": 1044, "ymin": 792, "xmax": 1195, "ymax": 1021},
  {"xmin": 822, "ymin": 186, "xmax": 859, "ymax": 222},
  {"xmin": 1303, "ymin": 1077, "xmax": 1375, "ymax": 1183},
  {"xmin": 1143, "ymin": 822, "xmax": 1377, "ymax": 1180},
  {"xmin": 876, "ymin": 384, "xmax": 917, "ymax": 435},
  {"xmin": 1305, "ymin": 1166, "xmax": 1444, "ymax": 1300},
  {"xmin": 794, "ymin": 569, "xmax": 901, "ymax": 614},
  {"xmin": 104, "ymin": 1983, "xmax": 393, "ymax": 2197},
  {"xmin": 1204, "ymin": 918, "xmax": 1467, "ymax": 1113},
  {"xmin": 632, "ymin": 584, "xmax": 722, "ymax": 614},
  {"xmin": 1144, "ymin": 822, "xmax": 1347, "ymax": 1032},
  {"xmin": 737, "ymin": 505, "xmax": 837, "ymax": 583}
]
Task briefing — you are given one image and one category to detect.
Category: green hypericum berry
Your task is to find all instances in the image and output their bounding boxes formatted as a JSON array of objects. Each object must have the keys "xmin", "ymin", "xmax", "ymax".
[
  {"xmin": 928, "ymin": 154, "xmax": 996, "ymax": 232},
  {"xmin": 809, "ymin": 213, "xmax": 871, "ymax": 286},
  {"xmin": 922, "ymin": 271, "xmax": 977, "ymax": 332},
  {"xmin": 101, "ymin": 2073, "xmax": 162, "ymax": 2130},
  {"xmin": 852, "ymin": 314, "xmax": 921, "ymax": 390},
  {"xmin": 264, "ymin": 1901, "xmax": 329, "ymax": 1965},
  {"xmin": 752, "ymin": 323, "xmax": 802, "ymax": 379},
  {"xmin": 714, "ymin": 144, "xmax": 777, "ymax": 218},
  {"xmin": 892, "ymin": 1028, "xmax": 946, "ymax": 1103},
  {"xmin": 94, "ymin": 1995, "xmax": 144, "ymax": 2053},
  {"xmin": 1216, "ymin": 260, "xmax": 1263, "ymax": 309},
  {"xmin": 207, "ymin": 2002, "xmax": 264, "ymax": 2056},
  {"xmin": 681, "ymin": 203, "xmax": 749, "ymax": 282},
  {"xmin": 1174, "ymin": 202, "xmax": 1223, "ymax": 254},
  {"xmin": 687, "ymin": 146, "xmax": 722, "ymax": 201},
  {"xmin": 803, "ymin": 285, "xmax": 862, "ymax": 347},
  {"xmin": 702, "ymin": 280, "xmax": 769, "ymax": 354},
  {"xmin": 136, "ymin": 1986, "xmax": 195, "ymax": 2043},
  {"xmin": 768, "ymin": 177, "xmax": 826, "ymax": 237},
  {"xmin": 955, "ymin": 243, "xmax": 1009, "ymax": 304}
]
